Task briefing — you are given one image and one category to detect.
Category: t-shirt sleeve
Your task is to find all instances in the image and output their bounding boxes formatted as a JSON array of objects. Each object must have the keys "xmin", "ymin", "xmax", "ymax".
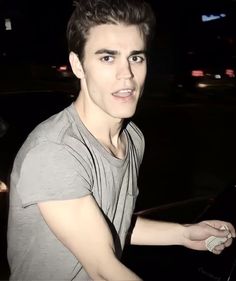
[{"xmin": 16, "ymin": 142, "xmax": 93, "ymax": 207}]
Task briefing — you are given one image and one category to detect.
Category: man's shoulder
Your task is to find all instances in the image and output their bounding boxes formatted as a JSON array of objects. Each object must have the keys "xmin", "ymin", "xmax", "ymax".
[
  {"xmin": 126, "ymin": 121, "xmax": 144, "ymax": 142},
  {"xmin": 14, "ymin": 106, "xmax": 72, "ymax": 158},
  {"xmin": 15, "ymin": 105, "xmax": 95, "ymax": 166},
  {"xmin": 25, "ymin": 104, "xmax": 80, "ymax": 147}
]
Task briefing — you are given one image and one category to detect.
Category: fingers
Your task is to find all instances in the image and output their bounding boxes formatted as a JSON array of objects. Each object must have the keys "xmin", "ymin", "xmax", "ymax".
[
  {"xmin": 212, "ymin": 245, "xmax": 224, "ymax": 255},
  {"xmin": 204, "ymin": 223, "xmax": 235, "ymax": 254},
  {"xmin": 203, "ymin": 220, "xmax": 235, "ymax": 233},
  {"xmin": 210, "ymin": 237, "xmax": 233, "ymax": 255},
  {"xmin": 227, "ymin": 223, "xmax": 236, "ymax": 238},
  {"xmin": 206, "ymin": 236, "xmax": 233, "ymax": 254},
  {"xmin": 202, "ymin": 221, "xmax": 235, "ymax": 239},
  {"xmin": 224, "ymin": 237, "xmax": 234, "ymax": 248},
  {"xmin": 184, "ymin": 220, "xmax": 235, "ymax": 253}
]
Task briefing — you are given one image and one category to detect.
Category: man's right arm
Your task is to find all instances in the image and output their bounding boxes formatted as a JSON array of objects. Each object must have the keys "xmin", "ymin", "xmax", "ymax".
[{"xmin": 38, "ymin": 195, "xmax": 141, "ymax": 281}]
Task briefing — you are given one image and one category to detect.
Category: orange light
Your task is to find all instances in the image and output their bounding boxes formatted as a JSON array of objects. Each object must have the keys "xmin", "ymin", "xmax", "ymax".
[
  {"xmin": 225, "ymin": 69, "xmax": 235, "ymax": 78},
  {"xmin": 192, "ymin": 70, "xmax": 204, "ymax": 77},
  {"xmin": 0, "ymin": 181, "xmax": 8, "ymax": 193}
]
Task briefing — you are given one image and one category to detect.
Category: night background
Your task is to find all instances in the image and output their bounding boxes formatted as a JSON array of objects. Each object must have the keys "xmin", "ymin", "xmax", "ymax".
[
  {"xmin": 1, "ymin": 0, "xmax": 236, "ymax": 73},
  {"xmin": 1, "ymin": 0, "xmax": 236, "ymax": 280},
  {"xmin": 1, "ymin": 0, "xmax": 236, "ymax": 228},
  {"xmin": 1, "ymin": 0, "xmax": 236, "ymax": 232}
]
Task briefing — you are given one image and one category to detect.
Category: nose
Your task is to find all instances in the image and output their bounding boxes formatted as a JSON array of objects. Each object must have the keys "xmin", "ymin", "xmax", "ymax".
[{"xmin": 116, "ymin": 60, "xmax": 134, "ymax": 80}]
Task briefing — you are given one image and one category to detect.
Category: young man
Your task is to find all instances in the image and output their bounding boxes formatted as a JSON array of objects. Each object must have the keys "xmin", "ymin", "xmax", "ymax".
[{"xmin": 7, "ymin": 0, "xmax": 235, "ymax": 280}]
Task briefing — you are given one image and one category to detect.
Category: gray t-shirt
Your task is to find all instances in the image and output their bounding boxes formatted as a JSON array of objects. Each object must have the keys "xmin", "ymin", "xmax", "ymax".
[{"xmin": 7, "ymin": 103, "xmax": 145, "ymax": 281}]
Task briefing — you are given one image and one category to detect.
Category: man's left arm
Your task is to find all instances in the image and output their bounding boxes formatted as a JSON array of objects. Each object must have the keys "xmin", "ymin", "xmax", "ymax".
[{"xmin": 130, "ymin": 216, "xmax": 235, "ymax": 254}]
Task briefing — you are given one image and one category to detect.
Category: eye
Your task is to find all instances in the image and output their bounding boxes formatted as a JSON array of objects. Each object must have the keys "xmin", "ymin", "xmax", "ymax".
[
  {"xmin": 129, "ymin": 55, "xmax": 145, "ymax": 63},
  {"xmin": 100, "ymin": 56, "xmax": 114, "ymax": 63}
]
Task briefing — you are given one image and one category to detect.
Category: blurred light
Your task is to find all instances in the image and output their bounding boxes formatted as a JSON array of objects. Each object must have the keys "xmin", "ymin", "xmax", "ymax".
[
  {"xmin": 214, "ymin": 74, "xmax": 221, "ymax": 79},
  {"xmin": 202, "ymin": 13, "xmax": 226, "ymax": 22},
  {"xmin": 192, "ymin": 70, "xmax": 204, "ymax": 77},
  {"xmin": 5, "ymin": 18, "xmax": 12, "ymax": 31},
  {"xmin": 0, "ymin": 181, "xmax": 8, "ymax": 193},
  {"xmin": 226, "ymin": 69, "xmax": 235, "ymax": 78},
  {"xmin": 197, "ymin": 83, "xmax": 208, "ymax": 88},
  {"xmin": 57, "ymin": 65, "xmax": 68, "ymax": 72}
]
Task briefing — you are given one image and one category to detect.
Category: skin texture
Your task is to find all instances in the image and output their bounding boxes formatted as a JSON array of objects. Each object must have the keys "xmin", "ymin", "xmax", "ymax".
[
  {"xmin": 39, "ymin": 24, "xmax": 147, "ymax": 281},
  {"xmin": 38, "ymin": 23, "xmax": 236, "ymax": 280},
  {"xmin": 70, "ymin": 24, "xmax": 147, "ymax": 158}
]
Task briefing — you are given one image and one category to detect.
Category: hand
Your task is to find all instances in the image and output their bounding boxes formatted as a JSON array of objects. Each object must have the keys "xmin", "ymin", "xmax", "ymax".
[{"xmin": 182, "ymin": 220, "xmax": 235, "ymax": 255}]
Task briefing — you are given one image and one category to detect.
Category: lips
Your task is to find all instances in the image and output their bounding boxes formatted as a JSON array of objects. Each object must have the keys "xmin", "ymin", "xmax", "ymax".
[{"xmin": 112, "ymin": 89, "xmax": 134, "ymax": 98}]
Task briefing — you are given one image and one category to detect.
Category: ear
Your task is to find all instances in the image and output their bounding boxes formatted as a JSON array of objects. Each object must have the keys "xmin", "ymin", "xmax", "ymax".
[{"xmin": 69, "ymin": 52, "xmax": 85, "ymax": 79}]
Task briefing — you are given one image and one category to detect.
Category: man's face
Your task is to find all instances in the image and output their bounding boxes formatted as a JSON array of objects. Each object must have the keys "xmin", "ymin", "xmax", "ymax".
[{"xmin": 80, "ymin": 23, "xmax": 147, "ymax": 121}]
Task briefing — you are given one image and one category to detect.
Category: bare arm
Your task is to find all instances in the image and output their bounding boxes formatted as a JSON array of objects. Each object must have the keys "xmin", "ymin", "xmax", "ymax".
[
  {"xmin": 38, "ymin": 195, "xmax": 142, "ymax": 281},
  {"xmin": 130, "ymin": 217, "xmax": 184, "ymax": 246},
  {"xmin": 131, "ymin": 216, "xmax": 235, "ymax": 254}
]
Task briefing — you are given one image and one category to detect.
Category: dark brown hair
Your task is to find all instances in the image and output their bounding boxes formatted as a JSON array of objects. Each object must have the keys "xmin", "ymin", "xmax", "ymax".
[{"xmin": 66, "ymin": 0, "xmax": 156, "ymax": 62}]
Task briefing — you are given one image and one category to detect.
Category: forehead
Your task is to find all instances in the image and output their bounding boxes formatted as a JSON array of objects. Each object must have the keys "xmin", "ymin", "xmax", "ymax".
[{"xmin": 85, "ymin": 24, "xmax": 146, "ymax": 53}]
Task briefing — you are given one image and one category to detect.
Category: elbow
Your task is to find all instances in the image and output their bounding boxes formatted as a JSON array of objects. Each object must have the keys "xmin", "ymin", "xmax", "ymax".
[{"xmin": 85, "ymin": 250, "xmax": 118, "ymax": 280}]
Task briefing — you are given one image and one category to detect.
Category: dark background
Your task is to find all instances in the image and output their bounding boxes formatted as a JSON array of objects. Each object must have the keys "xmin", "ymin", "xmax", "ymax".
[
  {"xmin": 1, "ymin": 0, "xmax": 236, "ymax": 68},
  {"xmin": 1, "ymin": 0, "xmax": 236, "ymax": 207},
  {"xmin": 1, "ymin": 1, "xmax": 236, "ymax": 280}
]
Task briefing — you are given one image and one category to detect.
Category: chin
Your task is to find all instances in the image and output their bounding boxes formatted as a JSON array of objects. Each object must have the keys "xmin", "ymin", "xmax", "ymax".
[
  {"xmin": 115, "ymin": 110, "xmax": 137, "ymax": 120},
  {"xmin": 109, "ymin": 104, "xmax": 138, "ymax": 120}
]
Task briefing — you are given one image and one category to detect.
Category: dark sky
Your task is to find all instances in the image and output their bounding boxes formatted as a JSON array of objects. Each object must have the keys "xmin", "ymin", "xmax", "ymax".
[{"xmin": 1, "ymin": 0, "xmax": 236, "ymax": 71}]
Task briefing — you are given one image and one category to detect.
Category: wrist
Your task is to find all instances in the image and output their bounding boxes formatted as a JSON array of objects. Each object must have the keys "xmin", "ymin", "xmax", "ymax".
[{"xmin": 178, "ymin": 223, "xmax": 191, "ymax": 246}]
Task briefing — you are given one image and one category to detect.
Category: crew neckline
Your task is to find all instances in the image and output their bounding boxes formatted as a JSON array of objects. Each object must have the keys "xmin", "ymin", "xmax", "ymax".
[{"xmin": 68, "ymin": 103, "xmax": 129, "ymax": 167}]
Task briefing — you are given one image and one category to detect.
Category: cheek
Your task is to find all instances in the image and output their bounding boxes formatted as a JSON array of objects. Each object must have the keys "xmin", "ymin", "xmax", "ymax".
[
  {"xmin": 136, "ymin": 67, "xmax": 147, "ymax": 85},
  {"xmin": 87, "ymin": 66, "xmax": 114, "ymax": 84},
  {"xmin": 133, "ymin": 63, "xmax": 147, "ymax": 81},
  {"xmin": 85, "ymin": 69, "xmax": 113, "ymax": 96}
]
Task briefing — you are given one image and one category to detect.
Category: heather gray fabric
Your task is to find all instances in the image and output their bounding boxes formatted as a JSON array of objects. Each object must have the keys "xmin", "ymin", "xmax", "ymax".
[{"xmin": 7, "ymin": 103, "xmax": 145, "ymax": 281}]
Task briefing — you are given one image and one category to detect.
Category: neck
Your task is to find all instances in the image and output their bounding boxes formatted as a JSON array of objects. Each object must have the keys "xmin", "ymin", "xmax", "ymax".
[{"xmin": 74, "ymin": 94, "xmax": 126, "ymax": 159}]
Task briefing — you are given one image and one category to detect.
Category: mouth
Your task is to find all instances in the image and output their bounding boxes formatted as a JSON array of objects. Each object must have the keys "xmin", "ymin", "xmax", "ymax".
[{"xmin": 112, "ymin": 89, "xmax": 135, "ymax": 98}]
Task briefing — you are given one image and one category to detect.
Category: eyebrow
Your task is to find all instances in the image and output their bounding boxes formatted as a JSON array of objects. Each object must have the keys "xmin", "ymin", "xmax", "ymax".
[{"xmin": 95, "ymin": 49, "xmax": 146, "ymax": 56}]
